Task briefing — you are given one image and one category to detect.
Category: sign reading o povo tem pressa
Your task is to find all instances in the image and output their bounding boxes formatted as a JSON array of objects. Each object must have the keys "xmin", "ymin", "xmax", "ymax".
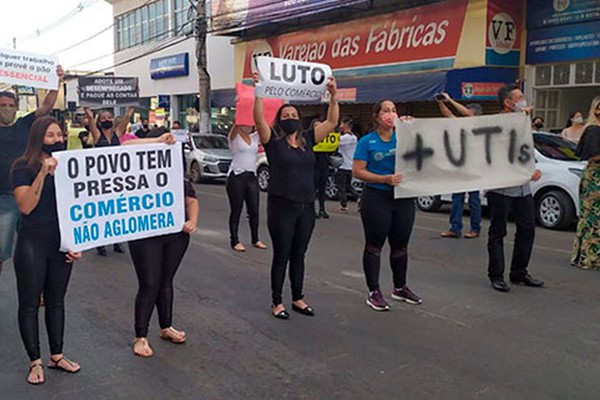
[
  {"xmin": 254, "ymin": 56, "xmax": 332, "ymax": 101},
  {"xmin": 53, "ymin": 144, "xmax": 185, "ymax": 252},
  {"xmin": 394, "ymin": 113, "xmax": 535, "ymax": 199},
  {"xmin": 78, "ymin": 76, "xmax": 139, "ymax": 107}
]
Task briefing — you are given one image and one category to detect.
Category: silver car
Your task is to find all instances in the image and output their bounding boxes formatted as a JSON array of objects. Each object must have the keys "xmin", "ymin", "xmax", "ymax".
[{"xmin": 185, "ymin": 134, "xmax": 232, "ymax": 182}]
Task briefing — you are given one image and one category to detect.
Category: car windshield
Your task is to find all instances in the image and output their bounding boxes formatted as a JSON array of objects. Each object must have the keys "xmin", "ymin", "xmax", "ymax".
[
  {"xmin": 193, "ymin": 135, "xmax": 229, "ymax": 150},
  {"xmin": 533, "ymin": 133, "xmax": 580, "ymax": 161}
]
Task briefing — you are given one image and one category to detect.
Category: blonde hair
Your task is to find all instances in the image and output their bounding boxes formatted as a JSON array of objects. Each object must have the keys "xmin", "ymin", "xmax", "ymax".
[{"xmin": 584, "ymin": 96, "xmax": 600, "ymax": 128}]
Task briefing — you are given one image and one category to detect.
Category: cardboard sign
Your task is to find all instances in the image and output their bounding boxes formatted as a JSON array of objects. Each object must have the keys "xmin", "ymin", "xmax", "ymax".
[
  {"xmin": 313, "ymin": 132, "xmax": 340, "ymax": 152},
  {"xmin": 254, "ymin": 56, "xmax": 332, "ymax": 101},
  {"xmin": 234, "ymin": 82, "xmax": 283, "ymax": 126},
  {"xmin": 394, "ymin": 113, "xmax": 535, "ymax": 198},
  {"xmin": 78, "ymin": 76, "xmax": 139, "ymax": 107},
  {"xmin": 171, "ymin": 129, "xmax": 190, "ymax": 143},
  {"xmin": 0, "ymin": 48, "xmax": 59, "ymax": 90},
  {"xmin": 53, "ymin": 144, "xmax": 185, "ymax": 252}
]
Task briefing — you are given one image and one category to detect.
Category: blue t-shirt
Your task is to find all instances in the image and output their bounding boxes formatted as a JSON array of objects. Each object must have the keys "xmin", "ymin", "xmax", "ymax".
[{"xmin": 353, "ymin": 131, "xmax": 396, "ymax": 191}]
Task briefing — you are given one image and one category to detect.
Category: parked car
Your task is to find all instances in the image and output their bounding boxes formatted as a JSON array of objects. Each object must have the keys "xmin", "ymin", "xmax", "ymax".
[
  {"xmin": 185, "ymin": 133, "xmax": 233, "ymax": 182},
  {"xmin": 416, "ymin": 132, "xmax": 585, "ymax": 230},
  {"xmin": 256, "ymin": 144, "xmax": 363, "ymax": 200}
]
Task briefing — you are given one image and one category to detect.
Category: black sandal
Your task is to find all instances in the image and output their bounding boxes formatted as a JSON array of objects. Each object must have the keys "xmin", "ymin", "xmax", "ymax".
[
  {"xmin": 27, "ymin": 363, "xmax": 45, "ymax": 385},
  {"xmin": 48, "ymin": 357, "xmax": 80, "ymax": 373}
]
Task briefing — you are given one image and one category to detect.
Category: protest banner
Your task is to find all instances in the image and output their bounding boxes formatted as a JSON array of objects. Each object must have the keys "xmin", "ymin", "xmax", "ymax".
[
  {"xmin": 254, "ymin": 56, "xmax": 332, "ymax": 102},
  {"xmin": 53, "ymin": 143, "xmax": 185, "ymax": 252},
  {"xmin": 313, "ymin": 132, "xmax": 340, "ymax": 152},
  {"xmin": 171, "ymin": 129, "xmax": 190, "ymax": 143},
  {"xmin": 0, "ymin": 48, "xmax": 58, "ymax": 90},
  {"xmin": 78, "ymin": 76, "xmax": 139, "ymax": 107},
  {"xmin": 394, "ymin": 113, "xmax": 535, "ymax": 198},
  {"xmin": 234, "ymin": 82, "xmax": 283, "ymax": 126}
]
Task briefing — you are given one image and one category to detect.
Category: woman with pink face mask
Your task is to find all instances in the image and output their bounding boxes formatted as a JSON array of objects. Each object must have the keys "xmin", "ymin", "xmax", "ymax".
[{"xmin": 352, "ymin": 100, "xmax": 421, "ymax": 312}]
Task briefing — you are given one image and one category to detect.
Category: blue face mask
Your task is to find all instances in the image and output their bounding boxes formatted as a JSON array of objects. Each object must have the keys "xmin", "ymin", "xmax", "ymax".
[
  {"xmin": 279, "ymin": 119, "xmax": 299, "ymax": 135},
  {"xmin": 41, "ymin": 142, "xmax": 65, "ymax": 154}
]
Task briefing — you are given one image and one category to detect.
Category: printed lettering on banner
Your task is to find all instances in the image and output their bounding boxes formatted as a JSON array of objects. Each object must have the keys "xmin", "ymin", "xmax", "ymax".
[
  {"xmin": 394, "ymin": 113, "xmax": 535, "ymax": 198},
  {"xmin": 53, "ymin": 144, "xmax": 185, "ymax": 252},
  {"xmin": 313, "ymin": 132, "xmax": 340, "ymax": 152},
  {"xmin": 0, "ymin": 48, "xmax": 58, "ymax": 90},
  {"xmin": 254, "ymin": 56, "xmax": 332, "ymax": 101}
]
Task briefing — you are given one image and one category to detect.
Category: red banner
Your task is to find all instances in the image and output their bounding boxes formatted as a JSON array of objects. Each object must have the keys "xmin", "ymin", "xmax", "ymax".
[{"xmin": 243, "ymin": 0, "xmax": 468, "ymax": 78}]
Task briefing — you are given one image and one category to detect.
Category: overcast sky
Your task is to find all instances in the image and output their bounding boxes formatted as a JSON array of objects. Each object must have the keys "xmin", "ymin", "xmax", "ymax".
[{"xmin": 1, "ymin": 0, "xmax": 114, "ymax": 72}]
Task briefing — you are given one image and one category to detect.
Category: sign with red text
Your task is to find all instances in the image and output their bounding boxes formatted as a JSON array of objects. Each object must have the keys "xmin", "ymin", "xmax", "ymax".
[
  {"xmin": 0, "ymin": 48, "xmax": 58, "ymax": 90},
  {"xmin": 243, "ymin": 0, "xmax": 468, "ymax": 78},
  {"xmin": 394, "ymin": 114, "xmax": 535, "ymax": 198},
  {"xmin": 461, "ymin": 82, "xmax": 504, "ymax": 100},
  {"xmin": 255, "ymin": 57, "xmax": 332, "ymax": 101}
]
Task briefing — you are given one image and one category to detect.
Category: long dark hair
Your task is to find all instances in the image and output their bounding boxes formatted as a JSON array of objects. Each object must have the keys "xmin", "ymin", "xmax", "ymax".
[
  {"xmin": 565, "ymin": 111, "xmax": 579, "ymax": 128},
  {"xmin": 273, "ymin": 104, "xmax": 306, "ymax": 149},
  {"xmin": 372, "ymin": 99, "xmax": 396, "ymax": 131},
  {"xmin": 13, "ymin": 116, "xmax": 61, "ymax": 174}
]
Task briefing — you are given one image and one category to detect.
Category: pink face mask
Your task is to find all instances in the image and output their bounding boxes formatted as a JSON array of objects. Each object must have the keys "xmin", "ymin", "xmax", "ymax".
[{"xmin": 381, "ymin": 112, "xmax": 398, "ymax": 129}]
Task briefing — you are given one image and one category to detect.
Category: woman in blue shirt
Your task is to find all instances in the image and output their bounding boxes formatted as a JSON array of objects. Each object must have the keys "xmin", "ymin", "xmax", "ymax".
[{"xmin": 353, "ymin": 100, "xmax": 421, "ymax": 311}]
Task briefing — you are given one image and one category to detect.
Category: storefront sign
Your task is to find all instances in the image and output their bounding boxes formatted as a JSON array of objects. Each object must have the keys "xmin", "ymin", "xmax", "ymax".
[
  {"xmin": 461, "ymin": 82, "xmax": 504, "ymax": 100},
  {"xmin": 211, "ymin": 0, "xmax": 369, "ymax": 34},
  {"xmin": 243, "ymin": 0, "xmax": 468, "ymax": 79},
  {"xmin": 486, "ymin": 0, "xmax": 522, "ymax": 66},
  {"xmin": 526, "ymin": 19, "xmax": 600, "ymax": 64},
  {"xmin": 254, "ymin": 57, "xmax": 332, "ymax": 102},
  {"xmin": 321, "ymin": 88, "xmax": 356, "ymax": 103},
  {"xmin": 394, "ymin": 113, "xmax": 535, "ymax": 198},
  {"xmin": 150, "ymin": 53, "xmax": 189, "ymax": 80},
  {"xmin": 78, "ymin": 76, "xmax": 139, "ymax": 107},
  {"xmin": 53, "ymin": 144, "xmax": 185, "ymax": 252},
  {"xmin": 0, "ymin": 48, "xmax": 59, "ymax": 90},
  {"xmin": 527, "ymin": 0, "xmax": 600, "ymax": 30}
]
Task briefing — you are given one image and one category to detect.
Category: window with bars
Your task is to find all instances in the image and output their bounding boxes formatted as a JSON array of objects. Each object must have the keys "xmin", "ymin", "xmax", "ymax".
[{"xmin": 534, "ymin": 90, "xmax": 560, "ymax": 129}]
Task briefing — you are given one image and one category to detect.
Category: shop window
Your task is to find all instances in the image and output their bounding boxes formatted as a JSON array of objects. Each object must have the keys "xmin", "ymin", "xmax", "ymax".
[
  {"xmin": 552, "ymin": 64, "xmax": 570, "ymax": 86},
  {"xmin": 536, "ymin": 66, "xmax": 551, "ymax": 86},
  {"xmin": 534, "ymin": 90, "xmax": 560, "ymax": 130},
  {"xmin": 575, "ymin": 62, "xmax": 593, "ymax": 84}
]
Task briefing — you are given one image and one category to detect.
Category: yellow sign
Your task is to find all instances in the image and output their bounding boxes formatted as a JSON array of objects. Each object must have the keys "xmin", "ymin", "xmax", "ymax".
[{"xmin": 313, "ymin": 132, "xmax": 339, "ymax": 152}]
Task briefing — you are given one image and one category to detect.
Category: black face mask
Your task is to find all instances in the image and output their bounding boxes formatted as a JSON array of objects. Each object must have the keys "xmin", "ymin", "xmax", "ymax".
[
  {"xmin": 143, "ymin": 124, "xmax": 149, "ymax": 129},
  {"xmin": 41, "ymin": 142, "xmax": 65, "ymax": 154},
  {"xmin": 534, "ymin": 123, "xmax": 543, "ymax": 130},
  {"xmin": 100, "ymin": 120, "xmax": 113, "ymax": 130},
  {"xmin": 279, "ymin": 119, "xmax": 299, "ymax": 135}
]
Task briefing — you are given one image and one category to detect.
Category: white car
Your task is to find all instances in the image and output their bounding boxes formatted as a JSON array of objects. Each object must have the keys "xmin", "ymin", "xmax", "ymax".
[
  {"xmin": 185, "ymin": 134, "xmax": 233, "ymax": 182},
  {"xmin": 416, "ymin": 132, "xmax": 585, "ymax": 230}
]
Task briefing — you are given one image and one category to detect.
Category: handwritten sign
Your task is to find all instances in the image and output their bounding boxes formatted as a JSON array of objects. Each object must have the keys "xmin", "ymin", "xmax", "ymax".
[
  {"xmin": 394, "ymin": 113, "xmax": 535, "ymax": 198},
  {"xmin": 254, "ymin": 56, "xmax": 332, "ymax": 101},
  {"xmin": 234, "ymin": 82, "xmax": 283, "ymax": 126},
  {"xmin": 78, "ymin": 76, "xmax": 139, "ymax": 107},
  {"xmin": 53, "ymin": 144, "xmax": 185, "ymax": 252},
  {"xmin": 0, "ymin": 48, "xmax": 58, "ymax": 90}
]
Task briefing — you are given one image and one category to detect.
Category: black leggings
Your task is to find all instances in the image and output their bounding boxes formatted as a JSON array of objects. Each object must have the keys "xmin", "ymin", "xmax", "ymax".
[
  {"xmin": 360, "ymin": 187, "xmax": 415, "ymax": 292},
  {"xmin": 335, "ymin": 169, "xmax": 352, "ymax": 207},
  {"xmin": 267, "ymin": 196, "xmax": 315, "ymax": 305},
  {"xmin": 226, "ymin": 172, "xmax": 260, "ymax": 246},
  {"xmin": 128, "ymin": 232, "xmax": 190, "ymax": 338},
  {"xmin": 314, "ymin": 164, "xmax": 328, "ymax": 211},
  {"xmin": 13, "ymin": 236, "xmax": 73, "ymax": 361}
]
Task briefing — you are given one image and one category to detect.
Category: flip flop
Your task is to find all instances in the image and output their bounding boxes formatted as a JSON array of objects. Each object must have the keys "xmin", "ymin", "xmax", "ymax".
[
  {"xmin": 48, "ymin": 357, "xmax": 80, "ymax": 373},
  {"xmin": 133, "ymin": 338, "xmax": 154, "ymax": 357},
  {"xmin": 159, "ymin": 327, "xmax": 186, "ymax": 344},
  {"xmin": 27, "ymin": 363, "xmax": 45, "ymax": 385}
]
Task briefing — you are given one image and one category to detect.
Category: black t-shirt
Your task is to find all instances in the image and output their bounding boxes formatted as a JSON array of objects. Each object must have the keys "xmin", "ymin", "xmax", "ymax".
[
  {"xmin": 11, "ymin": 160, "xmax": 60, "ymax": 239},
  {"xmin": 576, "ymin": 126, "xmax": 600, "ymax": 160},
  {"xmin": 135, "ymin": 127, "xmax": 150, "ymax": 139},
  {"xmin": 0, "ymin": 113, "xmax": 36, "ymax": 194},
  {"xmin": 264, "ymin": 129, "xmax": 316, "ymax": 203}
]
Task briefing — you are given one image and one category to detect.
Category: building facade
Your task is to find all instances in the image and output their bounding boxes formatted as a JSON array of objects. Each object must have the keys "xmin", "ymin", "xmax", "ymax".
[{"xmin": 105, "ymin": 0, "xmax": 236, "ymax": 132}]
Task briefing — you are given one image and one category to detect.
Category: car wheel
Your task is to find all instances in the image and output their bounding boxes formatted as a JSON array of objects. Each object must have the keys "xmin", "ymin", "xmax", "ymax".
[
  {"xmin": 189, "ymin": 161, "xmax": 202, "ymax": 183},
  {"xmin": 325, "ymin": 174, "xmax": 339, "ymax": 200},
  {"xmin": 536, "ymin": 189, "xmax": 575, "ymax": 230},
  {"xmin": 416, "ymin": 195, "xmax": 442, "ymax": 212},
  {"xmin": 257, "ymin": 165, "xmax": 270, "ymax": 192}
]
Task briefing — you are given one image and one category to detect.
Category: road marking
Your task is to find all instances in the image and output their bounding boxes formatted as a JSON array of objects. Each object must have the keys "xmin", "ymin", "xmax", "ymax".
[{"xmin": 341, "ymin": 270, "xmax": 364, "ymax": 279}]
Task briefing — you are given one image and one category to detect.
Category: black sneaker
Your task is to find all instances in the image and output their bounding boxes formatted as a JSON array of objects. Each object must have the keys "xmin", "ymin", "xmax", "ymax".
[
  {"xmin": 321, "ymin": 210, "xmax": 329, "ymax": 219},
  {"xmin": 96, "ymin": 246, "xmax": 107, "ymax": 257}
]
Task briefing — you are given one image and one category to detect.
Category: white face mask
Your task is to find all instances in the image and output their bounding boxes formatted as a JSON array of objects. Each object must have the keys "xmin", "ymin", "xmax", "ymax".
[
  {"xmin": 514, "ymin": 100, "xmax": 528, "ymax": 112},
  {"xmin": 573, "ymin": 116, "xmax": 584, "ymax": 125}
]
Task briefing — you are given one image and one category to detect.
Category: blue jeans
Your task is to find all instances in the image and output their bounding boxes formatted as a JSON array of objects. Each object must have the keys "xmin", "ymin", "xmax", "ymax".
[
  {"xmin": 0, "ymin": 194, "xmax": 20, "ymax": 262},
  {"xmin": 449, "ymin": 191, "xmax": 481, "ymax": 234}
]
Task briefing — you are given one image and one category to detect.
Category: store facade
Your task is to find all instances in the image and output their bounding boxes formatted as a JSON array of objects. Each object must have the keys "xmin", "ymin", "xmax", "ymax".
[{"xmin": 524, "ymin": 0, "xmax": 600, "ymax": 132}]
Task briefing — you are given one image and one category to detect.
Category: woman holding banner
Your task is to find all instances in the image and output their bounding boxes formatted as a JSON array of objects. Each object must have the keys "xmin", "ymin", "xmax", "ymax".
[
  {"xmin": 84, "ymin": 106, "xmax": 133, "ymax": 256},
  {"xmin": 122, "ymin": 129, "xmax": 200, "ymax": 357},
  {"xmin": 11, "ymin": 116, "xmax": 82, "ymax": 384},
  {"xmin": 227, "ymin": 124, "xmax": 267, "ymax": 252},
  {"xmin": 253, "ymin": 73, "xmax": 339, "ymax": 319},
  {"xmin": 352, "ymin": 100, "xmax": 421, "ymax": 312}
]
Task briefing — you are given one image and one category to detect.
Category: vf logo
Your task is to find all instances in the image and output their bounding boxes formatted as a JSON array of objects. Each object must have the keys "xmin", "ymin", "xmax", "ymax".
[
  {"xmin": 250, "ymin": 41, "xmax": 274, "ymax": 75},
  {"xmin": 553, "ymin": 0, "xmax": 570, "ymax": 12},
  {"xmin": 488, "ymin": 12, "xmax": 516, "ymax": 55},
  {"xmin": 463, "ymin": 83, "xmax": 474, "ymax": 98}
]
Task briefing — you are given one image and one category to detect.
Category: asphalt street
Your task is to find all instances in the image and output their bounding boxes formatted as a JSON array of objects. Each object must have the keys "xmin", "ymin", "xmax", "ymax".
[{"xmin": 1, "ymin": 182, "xmax": 599, "ymax": 400}]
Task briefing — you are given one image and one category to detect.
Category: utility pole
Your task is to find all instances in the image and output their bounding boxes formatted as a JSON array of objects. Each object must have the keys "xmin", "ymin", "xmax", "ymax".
[{"xmin": 194, "ymin": 0, "xmax": 211, "ymax": 134}]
